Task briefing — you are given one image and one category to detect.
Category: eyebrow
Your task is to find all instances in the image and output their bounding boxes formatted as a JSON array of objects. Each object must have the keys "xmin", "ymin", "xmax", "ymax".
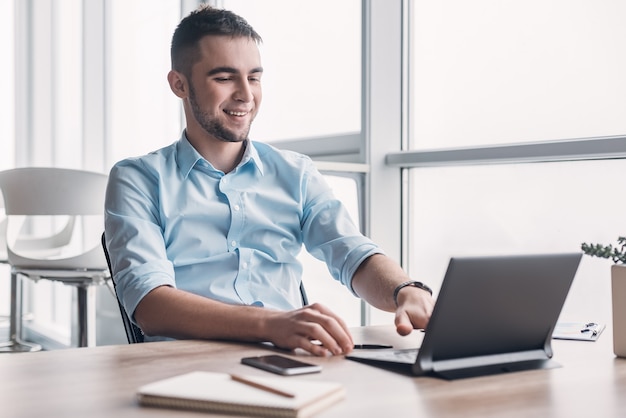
[{"xmin": 208, "ymin": 66, "xmax": 264, "ymax": 76}]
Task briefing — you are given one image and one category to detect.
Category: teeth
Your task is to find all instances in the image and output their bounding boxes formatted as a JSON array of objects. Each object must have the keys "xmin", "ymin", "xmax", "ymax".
[{"xmin": 226, "ymin": 110, "xmax": 247, "ymax": 116}]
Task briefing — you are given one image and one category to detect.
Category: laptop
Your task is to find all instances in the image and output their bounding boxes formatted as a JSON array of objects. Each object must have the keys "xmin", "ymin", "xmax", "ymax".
[{"xmin": 347, "ymin": 253, "xmax": 582, "ymax": 379}]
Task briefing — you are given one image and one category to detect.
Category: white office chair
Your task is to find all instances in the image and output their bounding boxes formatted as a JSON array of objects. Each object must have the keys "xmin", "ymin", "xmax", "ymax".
[
  {"xmin": 0, "ymin": 192, "xmax": 78, "ymax": 352},
  {"xmin": 0, "ymin": 167, "xmax": 110, "ymax": 349},
  {"xmin": 1, "ymin": 194, "xmax": 44, "ymax": 352}
]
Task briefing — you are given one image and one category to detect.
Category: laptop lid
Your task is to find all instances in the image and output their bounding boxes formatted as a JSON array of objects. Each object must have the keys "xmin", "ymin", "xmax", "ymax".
[{"xmin": 348, "ymin": 253, "xmax": 582, "ymax": 379}]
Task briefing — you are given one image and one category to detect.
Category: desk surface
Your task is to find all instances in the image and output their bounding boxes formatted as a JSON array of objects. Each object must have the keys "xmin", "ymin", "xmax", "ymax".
[{"xmin": 1, "ymin": 325, "xmax": 624, "ymax": 418}]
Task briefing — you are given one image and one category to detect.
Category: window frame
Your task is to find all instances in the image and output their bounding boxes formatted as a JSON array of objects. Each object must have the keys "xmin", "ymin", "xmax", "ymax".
[{"xmin": 394, "ymin": 0, "xmax": 626, "ymax": 286}]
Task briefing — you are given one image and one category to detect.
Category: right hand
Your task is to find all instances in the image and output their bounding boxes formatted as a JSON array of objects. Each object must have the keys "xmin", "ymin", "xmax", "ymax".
[{"xmin": 262, "ymin": 303, "xmax": 354, "ymax": 356}]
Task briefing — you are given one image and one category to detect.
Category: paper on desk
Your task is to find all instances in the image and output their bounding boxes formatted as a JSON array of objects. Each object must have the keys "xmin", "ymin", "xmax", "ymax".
[{"xmin": 552, "ymin": 322, "xmax": 605, "ymax": 341}]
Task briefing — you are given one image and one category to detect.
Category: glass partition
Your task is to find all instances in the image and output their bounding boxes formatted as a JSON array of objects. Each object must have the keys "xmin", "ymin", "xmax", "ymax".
[
  {"xmin": 409, "ymin": 0, "xmax": 626, "ymax": 150},
  {"xmin": 107, "ymin": 0, "xmax": 182, "ymax": 165},
  {"xmin": 0, "ymin": 0, "xmax": 14, "ymax": 171},
  {"xmin": 0, "ymin": 0, "xmax": 15, "ymax": 320},
  {"xmin": 407, "ymin": 159, "xmax": 623, "ymax": 323}
]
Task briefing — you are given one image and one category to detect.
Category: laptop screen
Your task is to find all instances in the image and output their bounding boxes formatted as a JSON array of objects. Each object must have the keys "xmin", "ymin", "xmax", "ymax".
[{"xmin": 422, "ymin": 253, "xmax": 582, "ymax": 362}]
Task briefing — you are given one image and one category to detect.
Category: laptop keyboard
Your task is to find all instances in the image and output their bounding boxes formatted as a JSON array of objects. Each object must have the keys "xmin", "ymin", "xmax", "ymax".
[{"xmin": 360, "ymin": 348, "xmax": 419, "ymax": 364}]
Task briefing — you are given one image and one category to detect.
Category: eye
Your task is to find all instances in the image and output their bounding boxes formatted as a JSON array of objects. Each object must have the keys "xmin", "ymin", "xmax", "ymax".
[
  {"xmin": 215, "ymin": 77, "xmax": 232, "ymax": 82},
  {"xmin": 248, "ymin": 73, "xmax": 262, "ymax": 83}
]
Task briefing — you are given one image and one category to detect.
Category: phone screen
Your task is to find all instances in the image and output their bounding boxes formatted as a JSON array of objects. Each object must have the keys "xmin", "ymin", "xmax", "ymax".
[{"xmin": 241, "ymin": 355, "xmax": 322, "ymax": 375}]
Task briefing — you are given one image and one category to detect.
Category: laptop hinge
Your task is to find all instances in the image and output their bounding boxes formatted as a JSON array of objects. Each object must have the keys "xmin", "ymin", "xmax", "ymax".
[
  {"xmin": 431, "ymin": 349, "xmax": 550, "ymax": 372},
  {"xmin": 414, "ymin": 349, "xmax": 560, "ymax": 379}
]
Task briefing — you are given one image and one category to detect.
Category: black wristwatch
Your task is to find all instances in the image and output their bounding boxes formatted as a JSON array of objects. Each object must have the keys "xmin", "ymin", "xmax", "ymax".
[{"xmin": 393, "ymin": 281, "xmax": 433, "ymax": 306}]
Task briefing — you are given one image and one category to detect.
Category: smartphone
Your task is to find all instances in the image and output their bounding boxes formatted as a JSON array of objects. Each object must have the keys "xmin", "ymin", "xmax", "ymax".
[{"xmin": 241, "ymin": 355, "xmax": 322, "ymax": 375}]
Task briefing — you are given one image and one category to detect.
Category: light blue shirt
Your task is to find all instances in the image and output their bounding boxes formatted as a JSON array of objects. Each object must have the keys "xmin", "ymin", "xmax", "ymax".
[{"xmin": 104, "ymin": 133, "xmax": 382, "ymax": 340}]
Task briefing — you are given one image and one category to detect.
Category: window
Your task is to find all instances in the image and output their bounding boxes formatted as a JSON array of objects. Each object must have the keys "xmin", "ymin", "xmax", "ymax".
[
  {"xmin": 7, "ymin": 0, "xmax": 86, "ymax": 345},
  {"xmin": 403, "ymin": 0, "xmax": 626, "ymax": 326},
  {"xmin": 0, "ymin": 0, "xmax": 14, "ymax": 171},
  {"xmin": 407, "ymin": 160, "xmax": 620, "ymax": 322},
  {"xmin": 107, "ymin": 0, "xmax": 183, "ymax": 165},
  {"xmin": 0, "ymin": 0, "xmax": 15, "ymax": 320},
  {"xmin": 409, "ymin": 1, "xmax": 626, "ymax": 149}
]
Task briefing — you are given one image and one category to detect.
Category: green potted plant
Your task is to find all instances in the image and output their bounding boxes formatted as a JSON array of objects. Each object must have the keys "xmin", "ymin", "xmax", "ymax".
[
  {"xmin": 581, "ymin": 237, "xmax": 626, "ymax": 357},
  {"xmin": 581, "ymin": 237, "xmax": 626, "ymax": 264}
]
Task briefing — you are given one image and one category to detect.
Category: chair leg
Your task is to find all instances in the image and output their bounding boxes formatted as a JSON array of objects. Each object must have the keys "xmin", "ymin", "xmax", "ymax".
[
  {"xmin": 0, "ymin": 272, "xmax": 42, "ymax": 352},
  {"xmin": 75, "ymin": 284, "xmax": 96, "ymax": 347}
]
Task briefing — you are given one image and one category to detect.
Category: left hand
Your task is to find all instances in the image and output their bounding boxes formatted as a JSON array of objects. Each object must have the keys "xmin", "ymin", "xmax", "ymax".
[{"xmin": 394, "ymin": 287, "xmax": 435, "ymax": 336}]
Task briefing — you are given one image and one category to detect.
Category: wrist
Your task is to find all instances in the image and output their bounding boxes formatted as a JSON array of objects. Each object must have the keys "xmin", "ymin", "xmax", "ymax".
[{"xmin": 393, "ymin": 281, "xmax": 432, "ymax": 307}]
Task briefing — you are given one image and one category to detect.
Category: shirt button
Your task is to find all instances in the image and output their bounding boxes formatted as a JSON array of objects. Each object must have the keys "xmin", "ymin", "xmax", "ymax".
[
  {"xmin": 251, "ymin": 301, "xmax": 264, "ymax": 307},
  {"xmin": 231, "ymin": 240, "xmax": 237, "ymax": 247},
  {"xmin": 242, "ymin": 262, "xmax": 248, "ymax": 269},
  {"xmin": 233, "ymin": 204, "xmax": 240, "ymax": 211}
]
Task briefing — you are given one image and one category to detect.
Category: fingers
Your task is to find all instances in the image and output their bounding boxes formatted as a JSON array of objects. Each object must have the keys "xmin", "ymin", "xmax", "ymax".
[
  {"xmin": 308, "ymin": 303, "xmax": 353, "ymax": 344},
  {"xmin": 394, "ymin": 290, "xmax": 435, "ymax": 336},
  {"xmin": 395, "ymin": 310, "xmax": 418, "ymax": 336},
  {"xmin": 295, "ymin": 303, "xmax": 354, "ymax": 355},
  {"xmin": 270, "ymin": 303, "xmax": 354, "ymax": 357}
]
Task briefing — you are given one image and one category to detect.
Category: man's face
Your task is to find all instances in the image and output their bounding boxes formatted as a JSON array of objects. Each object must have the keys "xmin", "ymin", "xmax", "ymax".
[{"xmin": 186, "ymin": 36, "xmax": 263, "ymax": 143}]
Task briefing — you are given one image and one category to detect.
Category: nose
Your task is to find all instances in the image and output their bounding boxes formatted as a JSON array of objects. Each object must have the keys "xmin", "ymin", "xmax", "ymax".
[{"xmin": 234, "ymin": 79, "xmax": 254, "ymax": 103}]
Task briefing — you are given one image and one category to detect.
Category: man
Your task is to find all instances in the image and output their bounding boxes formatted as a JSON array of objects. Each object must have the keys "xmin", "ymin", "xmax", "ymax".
[{"xmin": 105, "ymin": 5, "xmax": 434, "ymax": 356}]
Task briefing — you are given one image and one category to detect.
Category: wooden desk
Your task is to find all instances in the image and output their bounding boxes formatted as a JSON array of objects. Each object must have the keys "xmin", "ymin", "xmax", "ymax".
[{"xmin": 1, "ymin": 325, "xmax": 624, "ymax": 417}]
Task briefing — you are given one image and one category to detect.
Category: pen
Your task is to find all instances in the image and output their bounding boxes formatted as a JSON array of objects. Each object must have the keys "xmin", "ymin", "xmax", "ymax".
[
  {"xmin": 353, "ymin": 344, "xmax": 393, "ymax": 349},
  {"xmin": 230, "ymin": 374, "xmax": 296, "ymax": 398}
]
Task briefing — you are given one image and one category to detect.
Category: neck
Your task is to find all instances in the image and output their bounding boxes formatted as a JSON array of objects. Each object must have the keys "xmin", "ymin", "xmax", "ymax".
[{"xmin": 185, "ymin": 129, "xmax": 246, "ymax": 173}]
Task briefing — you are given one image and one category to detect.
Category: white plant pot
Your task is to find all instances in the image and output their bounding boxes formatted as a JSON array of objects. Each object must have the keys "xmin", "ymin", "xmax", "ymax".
[{"xmin": 612, "ymin": 264, "xmax": 626, "ymax": 357}]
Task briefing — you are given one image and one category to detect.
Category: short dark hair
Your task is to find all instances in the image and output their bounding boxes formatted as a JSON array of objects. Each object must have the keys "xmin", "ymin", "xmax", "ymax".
[{"xmin": 171, "ymin": 5, "xmax": 262, "ymax": 78}]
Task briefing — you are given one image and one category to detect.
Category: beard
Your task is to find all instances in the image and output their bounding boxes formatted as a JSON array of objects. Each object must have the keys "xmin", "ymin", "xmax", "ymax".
[{"xmin": 188, "ymin": 84, "xmax": 251, "ymax": 143}]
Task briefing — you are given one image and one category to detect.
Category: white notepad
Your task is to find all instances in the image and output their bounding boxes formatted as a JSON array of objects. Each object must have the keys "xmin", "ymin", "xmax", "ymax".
[
  {"xmin": 552, "ymin": 321, "xmax": 605, "ymax": 341},
  {"xmin": 137, "ymin": 371, "xmax": 345, "ymax": 418}
]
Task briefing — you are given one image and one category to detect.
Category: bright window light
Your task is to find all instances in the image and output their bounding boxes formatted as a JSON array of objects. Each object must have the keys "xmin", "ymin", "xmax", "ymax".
[
  {"xmin": 410, "ymin": 1, "xmax": 626, "ymax": 149},
  {"xmin": 408, "ymin": 160, "xmax": 623, "ymax": 324}
]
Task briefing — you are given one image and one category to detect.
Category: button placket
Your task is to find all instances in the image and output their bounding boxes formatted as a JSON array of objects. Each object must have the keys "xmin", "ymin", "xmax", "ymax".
[{"xmin": 234, "ymin": 247, "xmax": 254, "ymax": 304}]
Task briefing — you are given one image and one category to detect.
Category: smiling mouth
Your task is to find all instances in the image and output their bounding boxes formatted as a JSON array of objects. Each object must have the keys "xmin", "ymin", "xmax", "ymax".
[{"xmin": 225, "ymin": 110, "xmax": 249, "ymax": 117}]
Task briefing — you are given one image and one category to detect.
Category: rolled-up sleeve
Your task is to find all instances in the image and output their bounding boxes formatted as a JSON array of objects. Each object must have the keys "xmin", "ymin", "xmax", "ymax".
[
  {"xmin": 300, "ymin": 159, "xmax": 384, "ymax": 295},
  {"xmin": 104, "ymin": 160, "xmax": 176, "ymax": 322}
]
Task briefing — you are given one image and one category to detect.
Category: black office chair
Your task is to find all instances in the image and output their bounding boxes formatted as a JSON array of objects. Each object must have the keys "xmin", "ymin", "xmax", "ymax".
[
  {"xmin": 101, "ymin": 233, "xmax": 144, "ymax": 344},
  {"xmin": 101, "ymin": 232, "xmax": 309, "ymax": 344},
  {"xmin": 299, "ymin": 279, "xmax": 309, "ymax": 306}
]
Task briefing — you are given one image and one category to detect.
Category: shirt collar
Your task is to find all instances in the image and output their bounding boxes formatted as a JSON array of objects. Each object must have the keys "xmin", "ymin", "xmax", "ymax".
[
  {"xmin": 175, "ymin": 132, "xmax": 265, "ymax": 178},
  {"xmin": 175, "ymin": 132, "xmax": 204, "ymax": 179},
  {"xmin": 240, "ymin": 139, "xmax": 265, "ymax": 176}
]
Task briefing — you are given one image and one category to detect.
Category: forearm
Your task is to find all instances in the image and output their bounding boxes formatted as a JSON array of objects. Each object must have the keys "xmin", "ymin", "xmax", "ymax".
[
  {"xmin": 351, "ymin": 254, "xmax": 411, "ymax": 312},
  {"xmin": 134, "ymin": 285, "xmax": 273, "ymax": 342},
  {"xmin": 134, "ymin": 285, "xmax": 354, "ymax": 356},
  {"xmin": 352, "ymin": 254, "xmax": 434, "ymax": 334}
]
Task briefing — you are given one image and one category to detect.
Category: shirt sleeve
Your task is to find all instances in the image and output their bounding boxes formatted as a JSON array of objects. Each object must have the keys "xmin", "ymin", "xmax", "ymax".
[
  {"xmin": 104, "ymin": 159, "xmax": 176, "ymax": 322},
  {"xmin": 299, "ymin": 159, "xmax": 384, "ymax": 295}
]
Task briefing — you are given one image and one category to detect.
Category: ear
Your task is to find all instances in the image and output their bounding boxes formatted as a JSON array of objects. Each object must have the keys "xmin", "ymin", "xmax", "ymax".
[{"xmin": 167, "ymin": 70, "xmax": 188, "ymax": 98}]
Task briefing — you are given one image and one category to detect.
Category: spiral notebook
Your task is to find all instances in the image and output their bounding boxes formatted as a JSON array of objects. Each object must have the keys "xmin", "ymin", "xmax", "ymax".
[{"xmin": 137, "ymin": 371, "xmax": 345, "ymax": 418}]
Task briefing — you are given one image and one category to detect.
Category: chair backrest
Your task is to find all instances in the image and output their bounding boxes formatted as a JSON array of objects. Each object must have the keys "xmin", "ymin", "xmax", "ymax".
[
  {"xmin": 299, "ymin": 280, "xmax": 309, "ymax": 306},
  {"xmin": 101, "ymin": 232, "xmax": 145, "ymax": 344},
  {"xmin": 0, "ymin": 167, "xmax": 108, "ymax": 270},
  {"xmin": 0, "ymin": 167, "xmax": 107, "ymax": 216}
]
